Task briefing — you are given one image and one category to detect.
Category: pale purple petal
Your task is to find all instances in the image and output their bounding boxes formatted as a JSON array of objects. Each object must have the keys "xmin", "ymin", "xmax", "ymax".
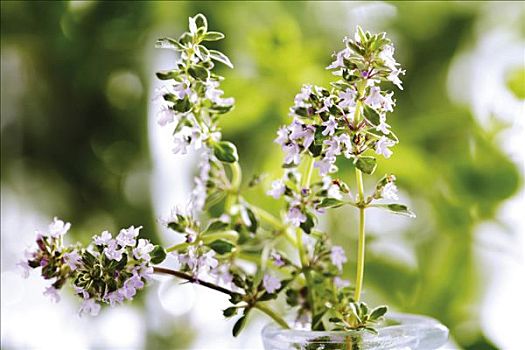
[{"xmin": 263, "ymin": 274, "xmax": 281, "ymax": 294}]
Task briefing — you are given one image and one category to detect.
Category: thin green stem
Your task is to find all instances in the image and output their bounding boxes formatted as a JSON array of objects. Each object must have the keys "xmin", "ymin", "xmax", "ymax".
[
  {"xmin": 255, "ymin": 303, "xmax": 290, "ymax": 329},
  {"xmin": 166, "ymin": 242, "xmax": 188, "ymax": 253},
  {"xmin": 353, "ymin": 168, "xmax": 366, "ymax": 302},
  {"xmin": 249, "ymin": 205, "xmax": 286, "ymax": 230},
  {"xmin": 229, "ymin": 161, "xmax": 242, "ymax": 189},
  {"xmin": 225, "ymin": 162, "xmax": 242, "ymax": 213},
  {"xmin": 303, "ymin": 155, "xmax": 315, "ymax": 188},
  {"xmin": 351, "ymin": 82, "xmax": 367, "ymax": 303},
  {"xmin": 297, "ymin": 155, "xmax": 316, "ymax": 319},
  {"xmin": 355, "ymin": 168, "xmax": 365, "ymax": 204}
]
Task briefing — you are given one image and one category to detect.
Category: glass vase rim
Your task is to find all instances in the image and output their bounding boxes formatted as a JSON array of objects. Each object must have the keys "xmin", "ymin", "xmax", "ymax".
[{"xmin": 262, "ymin": 311, "xmax": 448, "ymax": 337}]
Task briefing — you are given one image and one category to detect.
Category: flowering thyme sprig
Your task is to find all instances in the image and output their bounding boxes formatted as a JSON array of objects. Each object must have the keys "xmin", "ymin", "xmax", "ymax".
[
  {"xmin": 155, "ymin": 14, "xmax": 234, "ymax": 156},
  {"xmin": 277, "ymin": 28, "xmax": 405, "ymax": 180},
  {"xmin": 19, "ymin": 218, "xmax": 166, "ymax": 316},
  {"xmin": 268, "ymin": 26, "xmax": 414, "ymax": 332},
  {"xmin": 155, "ymin": 14, "xmax": 240, "ymax": 215}
]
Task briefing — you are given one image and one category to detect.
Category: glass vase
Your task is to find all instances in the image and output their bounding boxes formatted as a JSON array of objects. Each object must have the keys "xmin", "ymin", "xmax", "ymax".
[{"xmin": 261, "ymin": 313, "xmax": 449, "ymax": 350}]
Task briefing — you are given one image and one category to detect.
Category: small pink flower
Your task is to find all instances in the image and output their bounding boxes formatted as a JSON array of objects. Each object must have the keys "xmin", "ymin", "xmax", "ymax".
[
  {"xmin": 286, "ymin": 207, "xmax": 307, "ymax": 227},
  {"xmin": 330, "ymin": 246, "xmax": 347, "ymax": 271},
  {"xmin": 93, "ymin": 231, "xmax": 112, "ymax": 245},
  {"xmin": 64, "ymin": 251, "xmax": 82, "ymax": 271},
  {"xmin": 267, "ymin": 179, "xmax": 286, "ymax": 199},
  {"xmin": 263, "ymin": 274, "xmax": 281, "ymax": 294},
  {"xmin": 48, "ymin": 217, "xmax": 71, "ymax": 237},
  {"xmin": 133, "ymin": 239, "xmax": 155, "ymax": 261}
]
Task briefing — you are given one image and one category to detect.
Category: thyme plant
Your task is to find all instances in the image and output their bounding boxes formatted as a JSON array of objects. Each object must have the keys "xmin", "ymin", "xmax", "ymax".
[{"xmin": 19, "ymin": 14, "xmax": 413, "ymax": 339}]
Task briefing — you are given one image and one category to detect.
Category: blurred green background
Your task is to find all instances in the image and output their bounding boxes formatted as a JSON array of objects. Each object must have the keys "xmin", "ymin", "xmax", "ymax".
[{"xmin": 1, "ymin": 1, "xmax": 524, "ymax": 349}]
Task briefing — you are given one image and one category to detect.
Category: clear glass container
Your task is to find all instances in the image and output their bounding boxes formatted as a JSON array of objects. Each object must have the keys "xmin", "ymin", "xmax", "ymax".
[{"xmin": 261, "ymin": 313, "xmax": 449, "ymax": 350}]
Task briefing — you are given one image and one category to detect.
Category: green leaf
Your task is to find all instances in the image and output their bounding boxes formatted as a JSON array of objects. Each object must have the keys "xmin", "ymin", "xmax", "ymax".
[
  {"xmin": 113, "ymin": 253, "xmax": 128, "ymax": 270},
  {"xmin": 369, "ymin": 305, "xmax": 388, "ymax": 320},
  {"xmin": 363, "ymin": 105, "xmax": 381, "ymax": 126},
  {"xmin": 209, "ymin": 49, "xmax": 234, "ymax": 68},
  {"xmin": 300, "ymin": 211, "xmax": 316, "ymax": 234},
  {"xmin": 285, "ymin": 289, "xmax": 299, "ymax": 306},
  {"xmin": 223, "ymin": 307, "xmax": 238, "ymax": 318},
  {"xmin": 193, "ymin": 45, "xmax": 209, "ymax": 62},
  {"xmin": 229, "ymin": 293, "xmax": 243, "ymax": 305},
  {"xmin": 346, "ymin": 40, "xmax": 365, "ymax": 55},
  {"xmin": 155, "ymin": 70, "xmax": 181, "ymax": 81},
  {"xmin": 193, "ymin": 13, "xmax": 208, "ymax": 33},
  {"xmin": 188, "ymin": 65, "xmax": 210, "ymax": 80},
  {"xmin": 150, "ymin": 245, "xmax": 167, "ymax": 264},
  {"xmin": 232, "ymin": 315, "xmax": 247, "ymax": 337},
  {"xmin": 198, "ymin": 45, "xmax": 210, "ymax": 57},
  {"xmin": 364, "ymin": 327, "xmax": 379, "ymax": 335},
  {"xmin": 244, "ymin": 207, "xmax": 258, "ymax": 233},
  {"xmin": 162, "ymin": 94, "xmax": 192, "ymax": 113},
  {"xmin": 208, "ymin": 239, "xmax": 235, "ymax": 254},
  {"xmin": 308, "ymin": 126, "xmax": 323, "ymax": 157},
  {"xmin": 356, "ymin": 26, "xmax": 367, "ymax": 45},
  {"xmin": 155, "ymin": 37, "xmax": 184, "ymax": 51},
  {"xmin": 348, "ymin": 303, "xmax": 362, "ymax": 323},
  {"xmin": 209, "ymin": 104, "xmax": 234, "ymax": 114},
  {"xmin": 167, "ymin": 221, "xmax": 184, "ymax": 232},
  {"xmin": 359, "ymin": 302, "xmax": 369, "ymax": 317},
  {"xmin": 308, "ymin": 143, "xmax": 323, "ymax": 158},
  {"xmin": 172, "ymin": 97, "xmax": 192, "ymax": 113},
  {"xmin": 258, "ymin": 292, "xmax": 278, "ymax": 301},
  {"xmin": 293, "ymin": 107, "xmax": 309, "ymax": 118},
  {"xmin": 204, "ymin": 220, "xmax": 229, "ymax": 233},
  {"xmin": 355, "ymin": 156, "xmax": 377, "ymax": 175},
  {"xmin": 82, "ymin": 250, "xmax": 97, "ymax": 266},
  {"xmin": 312, "ymin": 311, "xmax": 327, "ymax": 329},
  {"xmin": 330, "ymin": 81, "xmax": 353, "ymax": 90},
  {"xmin": 213, "ymin": 141, "xmax": 239, "ymax": 163},
  {"xmin": 375, "ymin": 204, "xmax": 416, "ymax": 218},
  {"xmin": 202, "ymin": 31, "xmax": 225, "ymax": 41},
  {"xmin": 318, "ymin": 198, "xmax": 345, "ymax": 209}
]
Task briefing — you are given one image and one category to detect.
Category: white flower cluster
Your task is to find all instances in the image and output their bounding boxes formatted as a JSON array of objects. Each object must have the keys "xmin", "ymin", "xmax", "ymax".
[
  {"xmin": 155, "ymin": 19, "xmax": 238, "ymax": 218},
  {"xmin": 276, "ymin": 27, "xmax": 405, "ymax": 182},
  {"xmin": 17, "ymin": 217, "xmax": 77, "ymax": 303},
  {"xmin": 155, "ymin": 18, "xmax": 234, "ymax": 157},
  {"xmin": 173, "ymin": 246, "xmax": 218, "ymax": 277},
  {"xmin": 165, "ymin": 206, "xmax": 235, "ymax": 288},
  {"xmin": 19, "ymin": 218, "xmax": 158, "ymax": 316},
  {"xmin": 172, "ymin": 244, "xmax": 236, "ymax": 291},
  {"xmin": 72, "ymin": 225, "xmax": 156, "ymax": 316},
  {"xmin": 267, "ymin": 170, "xmax": 348, "ymax": 229},
  {"xmin": 156, "ymin": 83, "xmax": 228, "ymax": 156},
  {"xmin": 372, "ymin": 174, "xmax": 400, "ymax": 201}
]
